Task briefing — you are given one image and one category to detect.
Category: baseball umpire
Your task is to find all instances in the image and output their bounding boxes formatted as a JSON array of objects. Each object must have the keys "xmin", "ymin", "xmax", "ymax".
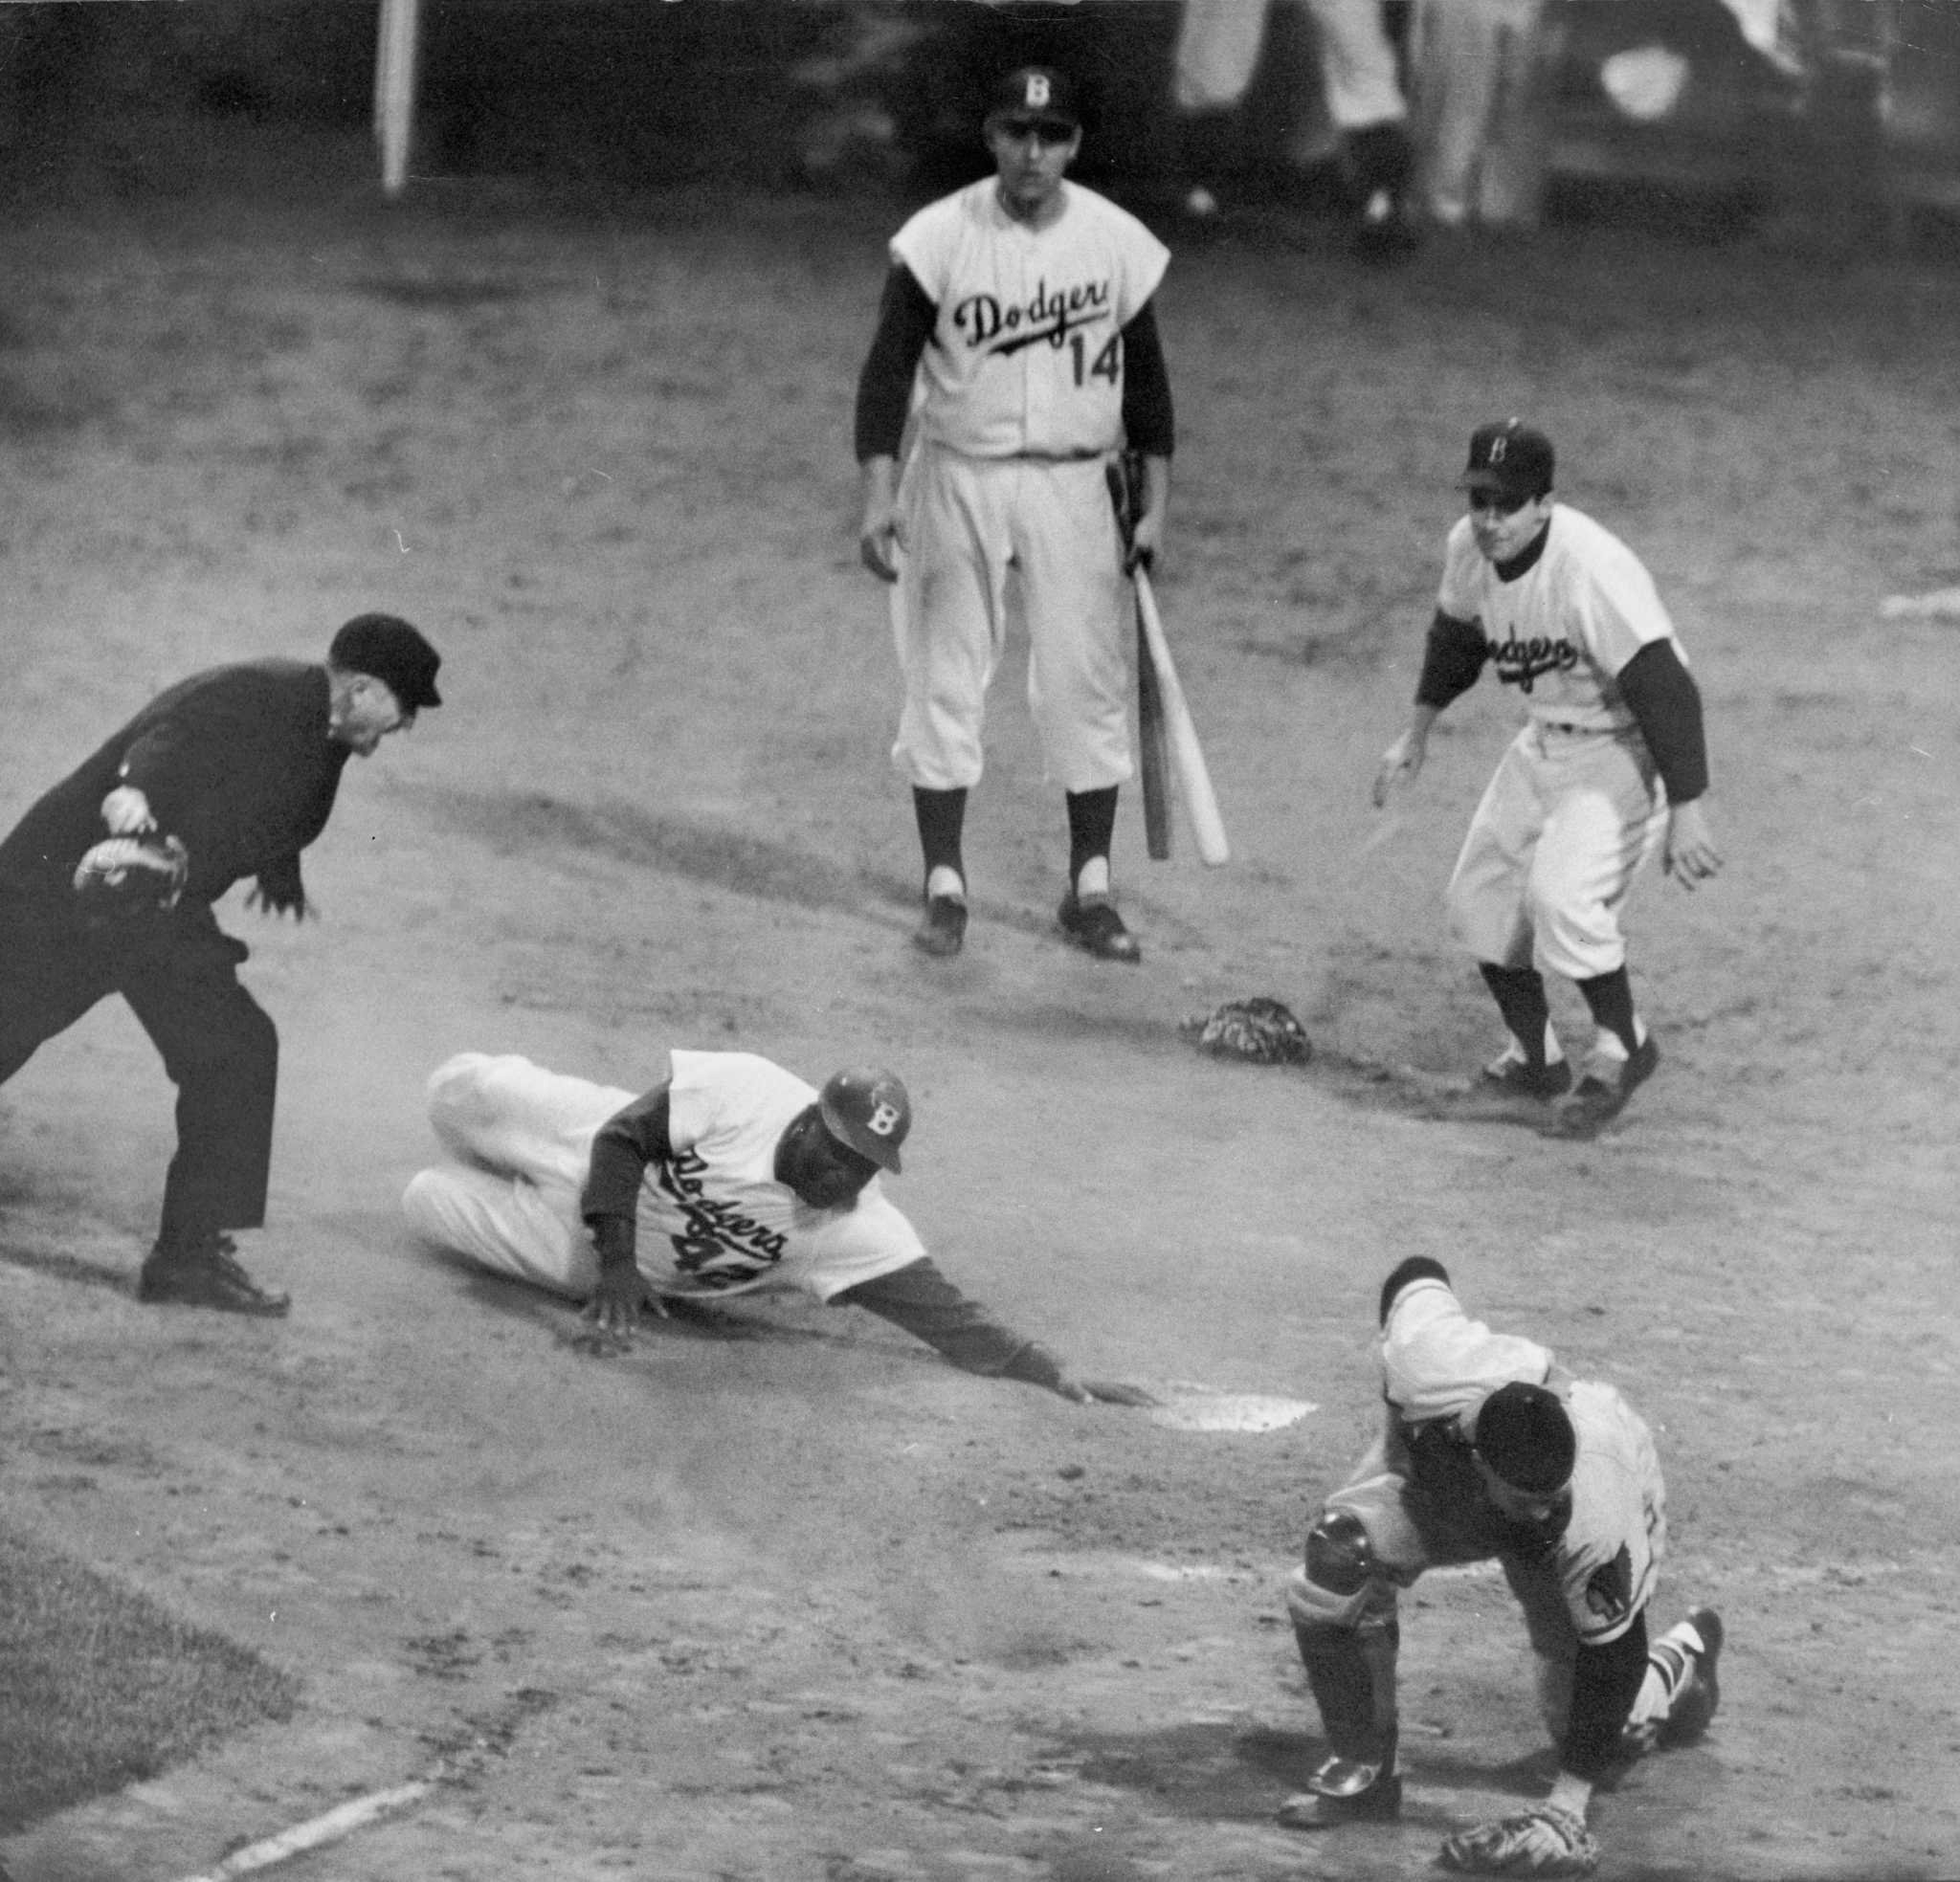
[
  {"xmin": 1373, "ymin": 419, "xmax": 1723, "ymax": 1136},
  {"xmin": 1278, "ymin": 1258, "xmax": 1724, "ymax": 1875},
  {"xmin": 855, "ymin": 65, "xmax": 1177, "ymax": 964},
  {"xmin": 403, "ymin": 1047, "xmax": 1152, "ymax": 1406},
  {"xmin": 0, "ymin": 613, "xmax": 442, "ymax": 1315}
]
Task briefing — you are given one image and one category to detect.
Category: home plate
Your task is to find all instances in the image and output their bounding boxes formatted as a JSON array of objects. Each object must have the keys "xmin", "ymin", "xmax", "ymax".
[{"xmin": 1146, "ymin": 1382, "xmax": 1317, "ymax": 1433}]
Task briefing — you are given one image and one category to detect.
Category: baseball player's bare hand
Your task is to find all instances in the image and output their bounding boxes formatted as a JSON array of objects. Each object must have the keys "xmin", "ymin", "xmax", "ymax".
[
  {"xmin": 1057, "ymin": 1377, "xmax": 1158, "ymax": 1407},
  {"xmin": 100, "ymin": 786, "xmax": 157, "ymax": 835},
  {"xmin": 859, "ymin": 522, "xmax": 902, "ymax": 584},
  {"xmin": 1125, "ymin": 513, "xmax": 1164, "ymax": 576},
  {"xmin": 858, "ymin": 456, "xmax": 902, "ymax": 583},
  {"xmin": 1662, "ymin": 799, "xmax": 1723, "ymax": 891},
  {"xmin": 1372, "ymin": 730, "xmax": 1426, "ymax": 808},
  {"xmin": 580, "ymin": 1265, "xmax": 663, "ymax": 1349}
]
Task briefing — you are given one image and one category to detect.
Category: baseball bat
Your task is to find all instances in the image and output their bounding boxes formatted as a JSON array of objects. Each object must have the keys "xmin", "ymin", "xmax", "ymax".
[
  {"xmin": 1133, "ymin": 566, "xmax": 1230, "ymax": 867},
  {"xmin": 375, "ymin": 0, "xmax": 420, "ymax": 198},
  {"xmin": 1135, "ymin": 608, "xmax": 1172, "ymax": 860}
]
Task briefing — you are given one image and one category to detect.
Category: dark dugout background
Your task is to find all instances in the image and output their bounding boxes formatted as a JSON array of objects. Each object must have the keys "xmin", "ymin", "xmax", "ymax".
[{"xmin": 1, "ymin": 0, "xmax": 1955, "ymax": 239}]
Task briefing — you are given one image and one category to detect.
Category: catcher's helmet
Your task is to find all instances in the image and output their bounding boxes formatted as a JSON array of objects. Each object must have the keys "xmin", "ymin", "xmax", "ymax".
[
  {"xmin": 818, "ymin": 1068, "xmax": 910, "ymax": 1174},
  {"xmin": 1474, "ymin": 1383, "xmax": 1576, "ymax": 1495}
]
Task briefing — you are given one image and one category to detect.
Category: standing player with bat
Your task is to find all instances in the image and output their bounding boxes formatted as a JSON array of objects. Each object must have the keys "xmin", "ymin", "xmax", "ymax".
[
  {"xmin": 855, "ymin": 65, "xmax": 1177, "ymax": 963},
  {"xmin": 1373, "ymin": 420, "xmax": 1723, "ymax": 1137}
]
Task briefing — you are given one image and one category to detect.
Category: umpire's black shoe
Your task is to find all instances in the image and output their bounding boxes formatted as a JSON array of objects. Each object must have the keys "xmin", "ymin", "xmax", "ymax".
[
  {"xmin": 139, "ymin": 1233, "xmax": 291, "ymax": 1317},
  {"xmin": 911, "ymin": 895, "xmax": 968, "ymax": 958},
  {"xmin": 1548, "ymin": 1035, "xmax": 1659, "ymax": 1140},
  {"xmin": 1277, "ymin": 1758, "xmax": 1403, "ymax": 1829},
  {"xmin": 1057, "ymin": 890, "xmax": 1141, "ymax": 964}
]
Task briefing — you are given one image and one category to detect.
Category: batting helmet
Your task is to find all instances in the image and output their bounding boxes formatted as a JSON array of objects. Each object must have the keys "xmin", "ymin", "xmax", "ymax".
[{"xmin": 819, "ymin": 1068, "xmax": 910, "ymax": 1174}]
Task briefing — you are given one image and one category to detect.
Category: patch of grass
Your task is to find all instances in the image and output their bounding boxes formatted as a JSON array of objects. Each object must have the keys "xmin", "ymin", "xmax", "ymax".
[{"xmin": 0, "ymin": 1524, "xmax": 298, "ymax": 1832}]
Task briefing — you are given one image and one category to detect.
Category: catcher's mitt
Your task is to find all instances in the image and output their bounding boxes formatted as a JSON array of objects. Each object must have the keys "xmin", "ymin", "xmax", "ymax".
[
  {"xmin": 1180, "ymin": 996, "xmax": 1311, "ymax": 1066},
  {"xmin": 1439, "ymin": 1804, "xmax": 1601, "ymax": 1877},
  {"xmin": 72, "ymin": 834, "xmax": 189, "ymax": 918}
]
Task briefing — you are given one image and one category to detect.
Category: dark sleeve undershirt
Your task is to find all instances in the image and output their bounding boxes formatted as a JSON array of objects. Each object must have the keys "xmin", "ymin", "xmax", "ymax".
[
  {"xmin": 1120, "ymin": 299, "xmax": 1174, "ymax": 458},
  {"xmin": 579, "ymin": 1083, "xmax": 675, "ymax": 1267},
  {"xmin": 854, "ymin": 262, "xmax": 936, "ymax": 462},
  {"xmin": 1415, "ymin": 609, "xmax": 1488, "ymax": 710},
  {"xmin": 1562, "ymin": 1611, "xmax": 1651, "ymax": 1781},
  {"xmin": 1616, "ymin": 639, "xmax": 1709, "ymax": 804},
  {"xmin": 834, "ymin": 1257, "xmax": 1068, "ymax": 1390}
]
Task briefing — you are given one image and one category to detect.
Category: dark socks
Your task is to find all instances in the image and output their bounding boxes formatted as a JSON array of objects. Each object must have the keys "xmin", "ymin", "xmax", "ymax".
[
  {"xmin": 1577, "ymin": 966, "xmax": 1641, "ymax": 1056},
  {"xmin": 1065, "ymin": 786, "xmax": 1119, "ymax": 890},
  {"xmin": 1479, "ymin": 963, "xmax": 1553, "ymax": 1068},
  {"xmin": 913, "ymin": 786, "xmax": 967, "ymax": 893}
]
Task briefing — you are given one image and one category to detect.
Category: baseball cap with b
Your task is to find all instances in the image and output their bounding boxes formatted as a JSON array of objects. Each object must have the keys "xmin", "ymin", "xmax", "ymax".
[
  {"xmin": 328, "ymin": 612, "xmax": 443, "ymax": 711},
  {"xmin": 819, "ymin": 1068, "xmax": 910, "ymax": 1174},
  {"xmin": 1457, "ymin": 419, "xmax": 1555, "ymax": 503},
  {"xmin": 1473, "ymin": 1382, "xmax": 1577, "ymax": 1495},
  {"xmin": 986, "ymin": 66, "xmax": 1080, "ymax": 134}
]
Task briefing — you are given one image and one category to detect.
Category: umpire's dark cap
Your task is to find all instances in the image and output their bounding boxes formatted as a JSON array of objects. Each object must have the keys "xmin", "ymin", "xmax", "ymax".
[
  {"xmin": 1458, "ymin": 420, "xmax": 1555, "ymax": 501},
  {"xmin": 986, "ymin": 66, "xmax": 1081, "ymax": 134},
  {"xmin": 329, "ymin": 613, "xmax": 442, "ymax": 710},
  {"xmin": 1474, "ymin": 1382, "xmax": 1576, "ymax": 1495}
]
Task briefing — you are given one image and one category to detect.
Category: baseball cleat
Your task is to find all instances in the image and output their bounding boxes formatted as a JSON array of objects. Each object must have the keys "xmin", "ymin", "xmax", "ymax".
[
  {"xmin": 1277, "ymin": 1758, "xmax": 1403, "ymax": 1829},
  {"xmin": 1057, "ymin": 891, "xmax": 1141, "ymax": 963},
  {"xmin": 138, "ymin": 1233, "xmax": 291, "ymax": 1317},
  {"xmin": 1659, "ymin": 1607, "xmax": 1724, "ymax": 1747},
  {"xmin": 1479, "ymin": 1052, "xmax": 1573, "ymax": 1101},
  {"xmin": 911, "ymin": 894, "xmax": 969, "ymax": 958},
  {"xmin": 1546, "ymin": 1035, "xmax": 1659, "ymax": 1140}
]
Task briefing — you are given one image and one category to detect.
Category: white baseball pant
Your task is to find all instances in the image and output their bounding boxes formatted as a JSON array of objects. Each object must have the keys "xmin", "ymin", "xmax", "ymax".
[
  {"xmin": 891, "ymin": 446, "xmax": 1133, "ymax": 794},
  {"xmin": 1173, "ymin": 0, "xmax": 1408, "ymax": 129},
  {"xmin": 1445, "ymin": 724, "xmax": 1668, "ymax": 983},
  {"xmin": 1408, "ymin": 0, "xmax": 1552, "ymax": 227},
  {"xmin": 401, "ymin": 1052, "xmax": 632, "ymax": 1299}
]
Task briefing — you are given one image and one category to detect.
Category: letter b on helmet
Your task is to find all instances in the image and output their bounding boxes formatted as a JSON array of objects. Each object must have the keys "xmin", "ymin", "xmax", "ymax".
[{"xmin": 819, "ymin": 1069, "xmax": 911, "ymax": 1174}]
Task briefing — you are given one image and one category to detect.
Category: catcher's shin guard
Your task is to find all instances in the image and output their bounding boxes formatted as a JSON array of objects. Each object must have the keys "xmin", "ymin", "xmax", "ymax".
[
  {"xmin": 1296, "ymin": 1621, "xmax": 1401, "ymax": 1763},
  {"xmin": 1289, "ymin": 1511, "xmax": 1401, "ymax": 1762}
]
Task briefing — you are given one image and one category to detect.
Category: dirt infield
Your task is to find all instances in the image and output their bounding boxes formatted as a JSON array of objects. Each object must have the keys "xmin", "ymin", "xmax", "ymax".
[{"xmin": 2, "ymin": 130, "xmax": 1957, "ymax": 1881}]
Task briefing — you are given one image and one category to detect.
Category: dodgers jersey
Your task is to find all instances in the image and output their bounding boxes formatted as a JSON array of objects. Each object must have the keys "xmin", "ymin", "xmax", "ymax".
[
  {"xmin": 633, "ymin": 1051, "xmax": 926, "ymax": 1301},
  {"xmin": 892, "ymin": 179, "xmax": 1169, "ymax": 459},
  {"xmin": 422, "ymin": 1052, "xmax": 925, "ymax": 1306},
  {"xmin": 1437, "ymin": 504, "xmax": 1684, "ymax": 734},
  {"xmin": 1547, "ymin": 1380, "xmax": 1667, "ymax": 1646}
]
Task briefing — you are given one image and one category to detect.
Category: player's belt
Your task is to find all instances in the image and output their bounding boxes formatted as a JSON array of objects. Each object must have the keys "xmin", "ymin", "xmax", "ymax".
[{"xmin": 928, "ymin": 442, "xmax": 1109, "ymax": 466}]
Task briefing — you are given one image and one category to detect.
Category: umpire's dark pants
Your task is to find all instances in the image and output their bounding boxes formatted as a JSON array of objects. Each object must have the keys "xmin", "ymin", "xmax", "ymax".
[{"xmin": 0, "ymin": 889, "xmax": 278, "ymax": 1248}]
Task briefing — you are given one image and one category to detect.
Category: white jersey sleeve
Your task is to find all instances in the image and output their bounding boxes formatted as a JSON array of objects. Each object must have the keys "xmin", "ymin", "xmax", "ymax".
[
  {"xmin": 891, "ymin": 180, "xmax": 1169, "ymax": 459},
  {"xmin": 1552, "ymin": 1381, "xmax": 1667, "ymax": 1646},
  {"xmin": 638, "ymin": 1052, "xmax": 926, "ymax": 1303},
  {"xmin": 1436, "ymin": 505, "xmax": 1682, "ymax": 733}
]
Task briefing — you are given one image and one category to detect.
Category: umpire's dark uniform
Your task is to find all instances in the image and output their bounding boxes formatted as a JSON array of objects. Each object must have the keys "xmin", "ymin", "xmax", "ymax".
[{"xmin": 0, "ymin": 614, "xmax": 440, "ymax": 1310}]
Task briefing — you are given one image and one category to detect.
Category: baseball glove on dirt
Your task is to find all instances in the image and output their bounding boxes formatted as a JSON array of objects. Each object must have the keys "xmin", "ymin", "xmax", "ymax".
[
  {"xmin": 72, "ymin": 833, "xmax": 189, "ymax": 917},
  {"xmin": 1439, "ymin": 1805, "xmax": 1601, "ymax": 1877},
  {"xmin": 1180, "ymin": 997, "xmax": 1311, "ymax": 1066}
]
